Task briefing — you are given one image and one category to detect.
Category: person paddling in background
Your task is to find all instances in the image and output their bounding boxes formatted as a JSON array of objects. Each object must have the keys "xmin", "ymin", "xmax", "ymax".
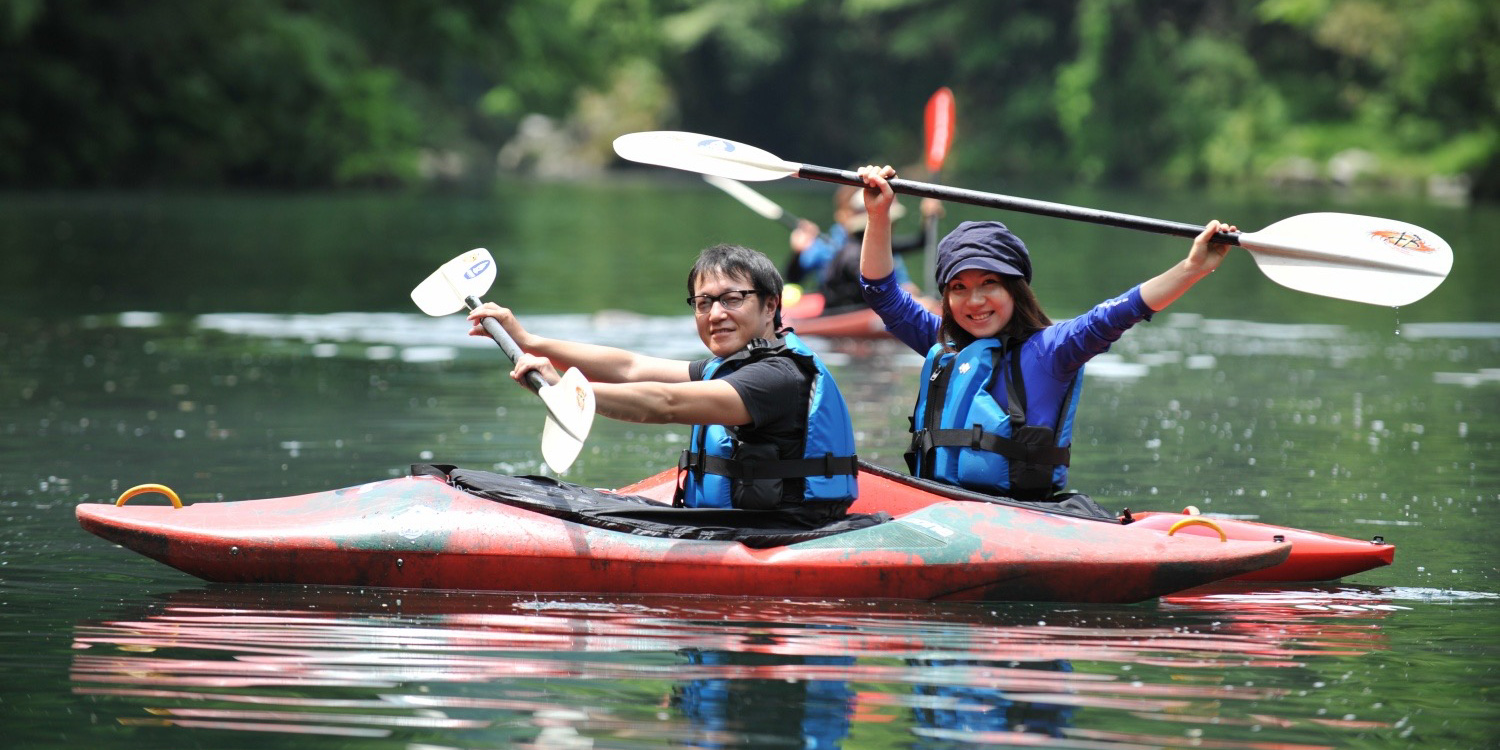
[
  {"xmin": 855, "ymin": 164, "xmax": 1237, "ymax": 516},
  {"xmin": 787, "ymin": 182, "xmax": 943, "ymax": 309},
  {"xmin": 468, "ymin": 243, "xmax": 859, "ymax": 524}
]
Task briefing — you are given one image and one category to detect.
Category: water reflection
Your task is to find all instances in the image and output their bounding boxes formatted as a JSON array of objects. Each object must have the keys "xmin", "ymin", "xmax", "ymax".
[
  {"xmin": 672, "ymin": 649, "xmax": 856, "ymax": 748},
  {"xmin": 194, "ymin": 310, "xmax": 703, "ymax": 362},
  {"xmin": 69, "ymin": 586, "xmax": 1409, "ymax": 748}
]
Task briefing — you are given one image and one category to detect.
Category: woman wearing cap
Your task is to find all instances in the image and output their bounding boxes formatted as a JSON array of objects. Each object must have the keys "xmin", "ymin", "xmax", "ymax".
[{"xmin": 855, "ymin": 165, "xmax": 1236, "ymax": 514}]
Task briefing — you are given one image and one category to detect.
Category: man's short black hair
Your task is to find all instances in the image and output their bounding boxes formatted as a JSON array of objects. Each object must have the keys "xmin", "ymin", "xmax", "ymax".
[{"xmin": 687, "ymin": 244, "xmax": 784, "ymax": 328}]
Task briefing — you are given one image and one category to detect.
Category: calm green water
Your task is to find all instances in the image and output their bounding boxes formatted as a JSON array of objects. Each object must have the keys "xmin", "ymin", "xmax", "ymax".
[{"xmin": 2, "ymin": 181, "xmax": 1498, "ymax": 748}]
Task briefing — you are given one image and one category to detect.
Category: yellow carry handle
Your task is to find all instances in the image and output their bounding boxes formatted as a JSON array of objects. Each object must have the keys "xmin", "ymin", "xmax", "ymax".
[{"xmin": 1166, "ymin": 516, "xmax": 1227, "ymax": 543}]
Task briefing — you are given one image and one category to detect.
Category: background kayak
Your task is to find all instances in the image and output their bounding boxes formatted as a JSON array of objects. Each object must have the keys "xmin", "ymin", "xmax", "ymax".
[{"xmin": 782, "ymin": 291, "xmax": 943, "ymax": 339}]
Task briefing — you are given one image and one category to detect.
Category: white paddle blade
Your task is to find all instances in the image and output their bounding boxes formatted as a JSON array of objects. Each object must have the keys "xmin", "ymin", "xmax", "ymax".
[
  {"xmin": 409, "ymin": 248, "xmax": 497, "ymax": 316},
  {"xmin": 702, "ymin": 175, "xmax": 787, "ymax": 221},
  {"xmin": 537, "ymin": 367, "xmax": 595, "ymax": 473},
  {"xmin": 540, "ymin": 417, "xmax": 584, "ymax": 473},
  {"xmin": 410, "ymin": 269, "xmax": 464, "ymax": 316},
  {"xmin": 613, "ymin": 131, "xmax": 800, "ymax": 182},
  {"xmin": 1239, "ymin": 213, "xmax": 1453, "ymax": 307}
]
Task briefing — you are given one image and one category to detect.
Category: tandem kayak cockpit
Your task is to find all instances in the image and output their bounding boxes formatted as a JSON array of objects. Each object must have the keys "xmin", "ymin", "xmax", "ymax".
[
  {"xmin": 75, "ymin": 460, "xmax": 1391, "ymax": 603},
  {"xmin": 619, "ymin": 460, "xmax": 1395, "ymax": 584},
  {"xmin": 412, "ymin": 463, "xmax": 893, "ymax": 549}
]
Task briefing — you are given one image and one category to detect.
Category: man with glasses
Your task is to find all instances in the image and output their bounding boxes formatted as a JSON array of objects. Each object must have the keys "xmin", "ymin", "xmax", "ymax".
[{"xmin": 468, "ymin": 243, "xmax": 858, "ymax": 523}]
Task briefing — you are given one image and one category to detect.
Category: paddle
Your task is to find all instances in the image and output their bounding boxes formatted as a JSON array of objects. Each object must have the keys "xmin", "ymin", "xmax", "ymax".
[
  {"xmin": 922, "ymin": 86, "xmax": 956, "ymax": 286},
  {"xmin": 703, "ymin": 169, "xmax": 921, "ymax": 257},
  {"xmin": 702, "ymin": 174, "xmax": 804, "ymax": 230},
  {"xmin": 613, "ymin": 131, "xmax": 1454, "ymax": 307},
  {"xmin": 410, "ymin": 248, "xmax": 596, "ymax": 473}
]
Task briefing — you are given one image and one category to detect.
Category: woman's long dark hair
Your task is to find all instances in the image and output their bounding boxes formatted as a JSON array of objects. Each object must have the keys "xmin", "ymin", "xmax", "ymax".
[{"xmin": 938, "ymin": 275, "xmax": 1051, "ymax": 351}]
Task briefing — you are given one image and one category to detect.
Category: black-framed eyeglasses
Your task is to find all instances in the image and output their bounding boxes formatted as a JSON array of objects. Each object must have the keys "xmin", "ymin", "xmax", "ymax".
[{"xmin": 686, "ymin": 289, "xmax": 759, "ymax": 315}]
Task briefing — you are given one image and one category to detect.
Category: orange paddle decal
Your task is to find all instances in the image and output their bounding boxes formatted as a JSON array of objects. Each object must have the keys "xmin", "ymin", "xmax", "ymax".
[{"xmin": 1371, "ymin": 230, "xmax": 1438, "ymax": 254}]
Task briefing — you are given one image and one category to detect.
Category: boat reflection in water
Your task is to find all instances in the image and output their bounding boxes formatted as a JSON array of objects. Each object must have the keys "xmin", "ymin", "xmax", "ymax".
[{"xmin": 70, "ymin": 585, "xmax": 1400, "ymax": 748}]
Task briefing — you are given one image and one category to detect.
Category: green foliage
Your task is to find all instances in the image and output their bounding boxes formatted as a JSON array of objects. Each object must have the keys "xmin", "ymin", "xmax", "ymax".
[
  {"xmin": 0, "ymin": 0, "xmax": 1495, "ymax": 196},
  {"xmin": 1247, "ymin": 0, "xmax": 1500, "ymax": 194},
  {"xmin": 0, "ymin": 0, "xmax": 662, "ymax": 187}
]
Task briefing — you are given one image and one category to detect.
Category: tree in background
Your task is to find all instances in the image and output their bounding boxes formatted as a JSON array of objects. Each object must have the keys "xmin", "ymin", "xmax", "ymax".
[
  {"xmin": 663, "ymin": 0, "xmax": 1498, "ymax": 197},
  {"xmin": 1, "ymin": 0, "xmax": 1494, "ymax": 197},
  {"xmin": 0, "ymin": 0, "xmax": 665, "ymax": 187}
]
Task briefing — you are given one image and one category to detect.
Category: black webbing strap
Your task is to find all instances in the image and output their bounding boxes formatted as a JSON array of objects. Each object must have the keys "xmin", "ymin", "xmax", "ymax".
[
  {"xmin": 906, "ymin": 342, "xmax": 963, "ymax": 473},
  {"xmin": 679, "ymin": 451, "xmax": 859, "ymax": 480},
  {"xmin": 914, "ymin": 427, "xmax": 1071, "ymax": 466}
]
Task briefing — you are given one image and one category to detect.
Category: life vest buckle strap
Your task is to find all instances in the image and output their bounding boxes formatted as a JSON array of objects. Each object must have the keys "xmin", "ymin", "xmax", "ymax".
[
  {"xmin": 820, "ymin": 451, "xmax": 859, "ymax": 478},
  {"xmin": 679, "ymin": 449, "xmax": 707, "ymax": 476},
  {"xmin": 922, "ymin": 428, "xmax": 1072, "ymax": 467},
  {"xmin": 691, "ymin": 452, "xmax": 858, "ymax": 480}
]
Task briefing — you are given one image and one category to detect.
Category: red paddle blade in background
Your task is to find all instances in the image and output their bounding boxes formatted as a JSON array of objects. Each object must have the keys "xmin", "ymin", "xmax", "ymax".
[{"xmin": 924, "ymin": 87, "xmax": 956, "ymax": 174}]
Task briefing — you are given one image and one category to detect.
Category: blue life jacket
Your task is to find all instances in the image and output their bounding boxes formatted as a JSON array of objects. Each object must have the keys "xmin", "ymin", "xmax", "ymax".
[
  {"xmin": 679, "ymin": 332, "xmax": 859, "ymax": 509},
  {"xmin": 906, "ymin": 337, "xmax": 1081, "ymax": 499}
]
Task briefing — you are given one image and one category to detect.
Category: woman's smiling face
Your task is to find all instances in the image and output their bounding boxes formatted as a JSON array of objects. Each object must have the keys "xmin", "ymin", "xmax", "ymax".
[{"xmin": 944, "ymin": 268, "xmax": 1014, "ymax": 339}]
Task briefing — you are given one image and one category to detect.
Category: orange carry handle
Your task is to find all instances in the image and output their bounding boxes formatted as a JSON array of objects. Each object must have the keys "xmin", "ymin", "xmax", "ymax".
[{"xmin": 115, "ymin": 483, "xmax": 183, "ymax": 509}]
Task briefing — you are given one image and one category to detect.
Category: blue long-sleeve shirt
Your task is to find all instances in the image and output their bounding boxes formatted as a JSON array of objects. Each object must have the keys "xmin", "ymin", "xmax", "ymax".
[{"xmin": 861, "ymin": 272, "xmax": 1155, "ymax": 432}]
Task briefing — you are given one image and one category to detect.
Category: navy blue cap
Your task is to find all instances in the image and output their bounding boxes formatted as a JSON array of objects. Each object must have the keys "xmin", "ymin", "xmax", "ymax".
[{"xmin": 935, "ymin": 221, "xmax": 1032, "ymax": 285}]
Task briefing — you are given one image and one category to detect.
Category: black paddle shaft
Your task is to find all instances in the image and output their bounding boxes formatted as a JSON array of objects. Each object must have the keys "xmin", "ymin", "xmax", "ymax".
[
  {"xmin": 464, "ymin": 295, "xmax": 548, "ymax": 393},
  {"xmin": 795, "ymin": 164, "xmax": 1243, "ymax": 246}
]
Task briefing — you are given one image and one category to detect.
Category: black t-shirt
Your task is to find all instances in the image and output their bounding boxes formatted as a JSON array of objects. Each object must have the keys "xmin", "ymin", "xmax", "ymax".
[{"xmin": 687, "ymin": 355, "xmax": 810, "ymax": 453}]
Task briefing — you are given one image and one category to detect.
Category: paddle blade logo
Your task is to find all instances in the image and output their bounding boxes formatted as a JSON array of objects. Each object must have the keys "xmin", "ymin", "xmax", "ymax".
[
  {"xmin": 463, "ymin": 259, "xmax": 491, "ymax": 279},
  {"xmin": 695, "ymin": 138, "xmax": 735, "ymax": 154},
  {"xmin": 575, "ymin": 387, "xmax": 588, "ymax": 410},
  {"xmin": 1370, "ymin": 230, "xmax": 1437, "ymax": 255}
]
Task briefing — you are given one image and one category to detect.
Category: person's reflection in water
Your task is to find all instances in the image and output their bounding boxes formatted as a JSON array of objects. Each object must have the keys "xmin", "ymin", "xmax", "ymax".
[
  {"xmin": 911, "ymin": 659, "xmax": 1075, "ymax": 741},
  {"xmin": 672, "ymin": 648, "xmax": 855, "ymax": 749}
]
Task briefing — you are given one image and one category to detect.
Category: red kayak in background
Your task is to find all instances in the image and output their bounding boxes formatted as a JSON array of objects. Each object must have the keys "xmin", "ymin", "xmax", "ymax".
[{"xmin": 782, "ymin": 291, "xmax": 941, "ymax": 339}]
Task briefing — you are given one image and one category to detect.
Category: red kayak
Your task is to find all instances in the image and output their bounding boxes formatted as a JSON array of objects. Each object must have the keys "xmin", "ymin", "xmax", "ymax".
[
  {"xmin": 783, "ymin": 291, "xmax": 941, "ymax": 339},
  {"xmin": 1127, "ymin": 511, "xmax": 1394, "ymax": 582},
  {"xmin": 619, "ymin": 462, "xmax": 1394, "ymax": 583},
  {"xmin": 76, "ymin": 464, "xmax": 1292, "ymax": 604}
]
